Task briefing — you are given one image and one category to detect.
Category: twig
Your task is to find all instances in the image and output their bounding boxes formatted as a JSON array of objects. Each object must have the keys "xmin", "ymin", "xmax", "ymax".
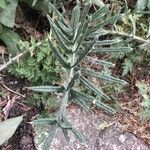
[
  {"xmin": 16, "ymin": 101, "xmax": 31, "ymax": 110},
  {"xmin": 2, "ymin": 82, "xmax": 25, "ymax": 98},
  {"xmin": 102, "ymin": 29, "xmax": 150, "ymax": 43},
  {"xmin": 0, "ymin": 42, "xmax": 41, "ymax": 71},
  {"xmin": 0, "ymin": 50, "xmax": 28, "ymax": 71}
]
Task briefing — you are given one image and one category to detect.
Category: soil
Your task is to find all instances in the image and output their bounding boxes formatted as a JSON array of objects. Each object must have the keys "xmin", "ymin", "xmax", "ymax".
[
  {"xmin": 0, "ymin": 73, "xmax": 38, "ymax": 150},
  {"xmin": 1, "ymin": 103, "xmax": 37, "ymax": 150}
]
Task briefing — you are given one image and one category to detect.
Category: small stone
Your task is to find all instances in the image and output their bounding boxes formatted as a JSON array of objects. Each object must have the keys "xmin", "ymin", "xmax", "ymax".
[{"xmin": 119, "ymin": 134, "xmax": 126, "ymax": 143}]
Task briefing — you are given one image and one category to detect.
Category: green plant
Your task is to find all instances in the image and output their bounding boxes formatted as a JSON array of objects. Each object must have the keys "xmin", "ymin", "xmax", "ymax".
[
  {"xmin": 27, "ymin": 1, "xmax": 131, "ymax": 149},
  {"xmin": 8, "ymin": 37, "xmax": 63, "ymax": 85},
  {"xmin": 111, "ymin": 11, "xmax": 150, "ymax": 76},
  {"xmin": 136, "ymin": 81, "xmax": 150, "ymax": 121},
  {"xmin": 28, "ymin": 93, "xmax": 59, "ymax": 115}
]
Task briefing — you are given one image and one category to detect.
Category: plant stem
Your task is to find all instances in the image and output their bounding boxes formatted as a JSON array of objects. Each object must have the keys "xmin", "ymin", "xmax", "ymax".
[
  {"xmin": 102, "ymin": 29, "xmax": 150, "ymax": 43},
  {"xmin": 0, "ymin": 43, "xmax": 41, "ymax": 71},
  {"xmin": 0, "ymin": 50, "xmax": 28, "ymax": 71}
]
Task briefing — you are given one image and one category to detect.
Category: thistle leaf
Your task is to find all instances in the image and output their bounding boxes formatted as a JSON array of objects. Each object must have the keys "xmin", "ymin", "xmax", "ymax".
[
  {"xmin": 73, "ymin": 98, "xmax": 91, "ymax": 112},
  {"xmin": 80, "ymin": 75, "xmax": 111, "ymax": 100},
  {"xmin": 72, "ymin": 21, "xmax": 89, "ymax": 53},
  {"xmin": 85, "ymin": 56, "xmax": 115, "ymax": 67},
  {"xmin": 27, "ymin": 86, "xmax": 64, "ymax": 93},
  {"xmin": 62, "ymin": 116, "xmax": 85, "ymax": 142},
  {"xmin": 71, "ymin": 38, "xmax": 97, "ymax": 67},
  {"xmin": 71, "ymin": 90, "xmax": 115, "ymax": 114},
  {"xmin": 43, "ymin": 123, "xmax": 58, "ymax": 150},
  {"xmin": 48, "ymin": 39, "xmax": 71, "ymax": 69},
  {"xmin": 71, "ymin": 128, "xmax": 85, "ymax": 142},
  {"xmin": 95, "ymin": 39, "xmax": 121, "ymax": 46},
  {"xmin": 80, "ymin": 3, "xmax": 90, "ymax": 23},
  {"xmin": 71, "ymin": 4, "xmax": 80, "ymax": 34},
  {"xmin": 95, "ymin": 100, "xmax": 116, "ymax": 114},
  {"xmin": 47, "ymin": 15, "xmax": 71, "ymax": 52},
  {"xmin": 66, "ymin": 73, "xmax": 79, "ymax": 90},
  {"xmin": 62, "ymin": 128, "xmax": 70, "ymax": 141},
  {"xmin": 87, "ymin": 14, "xmax": 124, "ymax": 36},
  {"xmin": 72, "ymin": 91, "xmax": 92, "ymax": 112},
  {"xmin": 59, "ymin": 91, "xmax": 70, "ymax": 119},
  {"xmin": 71, "ymin": 90, "xmax": 94, "ymax": 103},
  {"xmin": 55, "ymin": 20, "xmax": 72, "ymax": 39},
  {"xmin": 32, "ymin": 118, "xmax": 56, "ymax": 125},
  {"xmin": 90, "ymin": 6, "xmax": 108, "ymax": 22},
  {"xmin": 49, "ymin": 19, "xmax": 72, "ymax": 45},
  {"xmin": 93, "ymin": 47, "xmax": 132, "ymax": 52},
  {"xmin": 83, "ymin": 39, "xmax": 121, "ymax": 47},
  {"xmin": 81, "ymin": 68, "xmax": 127, "ymax": 84}
]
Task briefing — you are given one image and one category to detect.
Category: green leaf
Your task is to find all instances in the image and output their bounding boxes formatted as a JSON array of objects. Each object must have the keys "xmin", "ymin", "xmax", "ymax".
[
  {"xmin": 48, "ymin": 38, "xmax": 71, "ymax": 69},
  {"xmin": 71, "ymin": 38, "xmax": 97, "ymax": 67},
  {"xmin": 0, "ymin": 0, "xmax": 6, "ymax": 9},
  {"xmin": 27, "ymin": 86, "xmax": 64, "ymax": 93},
  {"xmin": 81, "ymin": 68, "xmax": 127, "ymax": 84},
  {"xmin": 62, "ymin": 116, "xmax": 85, "ymax": 142},
  {"xmin": 72, "ymin": 91, "xmax": 91, "ymax": 112},
  {"xmin": 71, "ymin": 4, "xmax": 80, "ymax": 34},
  {"xmin": 95, "ymin": 39, "xmax": 121, "ymax": 46},
  {"xmin": 80, "ymin": 3, "xmax": 90, "ymax": 23},
  {"xmin": 47, "ymin": 15, "xmax": 72, "ymax": 51},
  {"xmin": 93, "ymin": 47, "xmax": 132, "ymax": 53},
  {"xmin": 85, "ymin": 56, "xmax": 115, "ymax": 67},
  {"xmin": 0, "ymin": 28, "xmax": 21, "ymax": 55},
  {"xmin": 72, "ymin": 21, "xmax": 89, "ymax": 53},
  {"xmin": 136, "ymin": 0, "xmax": 148, "ymax": 11},
  {"xmin": 32, "ymin": 0, "xmax": 38, "ymax": 6},
  {"xmin": 71, "ymin": 90, "xmax": 94, "ymax": 103},
  {"xmin": 95, "ymin": 99, "xmax": 116, "ymax": 114},
  {"xmin": 92, "ymin": 0, "xmax": 105, "ymax": 7},
  {"xmin": 80, "ymin": 75, "xmax": 111, "ymax": 100},
  {"xmin": 90, "ymin": 6, "xmax": 107, "ymax": 22},
  {"xmin": 66, "ymin": 73, "xmax": 79, "ymax": 90},
  {"xmin": 87, "ymin": 14, "xmax": 124, "ymax": 36},
  {"xmin": 59, "ymin": 91, "xmax": 70, "ymax": 119},
  {"xmin": 0, "ymin": 0, "xmax": 19, "ymax": 27},
  {"xmin": 122, "ymin": 59, "xmax": 133, "ymax": 76},
  {"xmin": 0, "ymin": 116, "xmax": 23, "ymax": 146},
  {"xmin": 32, "ymin": 118, "xmax": 56, "ymax": 125},
  {"xmin": 55, "ymin": 20, "xmax": 72, "ymax": 39},
  {"xmin": 73, "ymin": 97, "xmax": 91, "ymax": 112},
  {"xmin": 43, "ymin": 123, "xmax": 58, "ymax": 150},
  {"xmin": 72, "ymin": 90, "xmax": 115, "ymax": 114},
  {"xmin": 148, "ymin": 0, "xmax": 150, "ymax": 10},
  {"xmin": 62, "ymin": 128, "xmax": 70, "ymax": 141}
]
